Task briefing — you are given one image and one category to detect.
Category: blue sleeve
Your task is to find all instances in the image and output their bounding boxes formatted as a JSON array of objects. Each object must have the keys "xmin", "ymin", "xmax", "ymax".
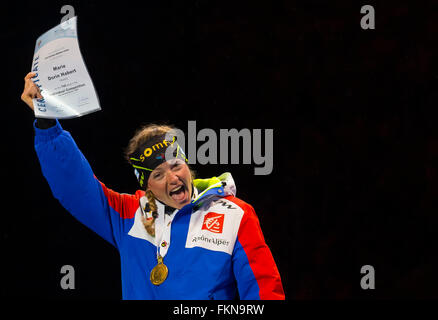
[{"xmin": 34, "ymin": 120, "xmax": 138, "ymax": 248}]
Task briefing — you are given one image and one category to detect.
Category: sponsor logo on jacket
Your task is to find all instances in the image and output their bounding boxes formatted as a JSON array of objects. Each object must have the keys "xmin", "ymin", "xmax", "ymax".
[
  {"xmin": 202, "ymin": 212, "xmax": 225, "ymax": 233},
  {"xmin": 185, "ymin": 198, "xmax": 244, "ymax": 255},
  {"xmin": 191, "ymin": 234, "xmax": 230, "ymax": 247}
]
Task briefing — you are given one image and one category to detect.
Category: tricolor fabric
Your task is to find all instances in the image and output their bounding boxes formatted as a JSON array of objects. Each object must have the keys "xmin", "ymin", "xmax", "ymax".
[{"xmin": 34, "ymin": 119, "xmax": 285, "ymax": 300}]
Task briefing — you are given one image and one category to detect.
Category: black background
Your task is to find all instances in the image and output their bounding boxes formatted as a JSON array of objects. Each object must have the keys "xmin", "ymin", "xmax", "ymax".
[{"xmin": 2, "ymin": 0, "xmax": 438, "ymax": 299}]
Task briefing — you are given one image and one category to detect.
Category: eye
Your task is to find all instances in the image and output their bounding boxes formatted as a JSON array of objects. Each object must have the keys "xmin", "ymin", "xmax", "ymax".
[{"xmin": 152, "ymin": 171, "xmax": 162, "ymax": 179}]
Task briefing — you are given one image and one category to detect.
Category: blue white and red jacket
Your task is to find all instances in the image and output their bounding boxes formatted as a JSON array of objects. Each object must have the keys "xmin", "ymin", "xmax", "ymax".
[{"xmin": 34, "ymin": 119, "xmax": 285, "ymax": 300}]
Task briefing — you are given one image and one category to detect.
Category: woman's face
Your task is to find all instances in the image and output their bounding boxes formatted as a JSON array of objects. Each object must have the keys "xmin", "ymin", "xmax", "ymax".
[{"xmin": 147, "ymin": 159, "xmax": 193, "ymax": 209}]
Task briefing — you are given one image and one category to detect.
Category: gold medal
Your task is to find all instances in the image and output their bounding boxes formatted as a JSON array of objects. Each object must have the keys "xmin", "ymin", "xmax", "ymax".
[{"xmin": 150, "ymin": 255, "xmax": 168, "ymax": 285}]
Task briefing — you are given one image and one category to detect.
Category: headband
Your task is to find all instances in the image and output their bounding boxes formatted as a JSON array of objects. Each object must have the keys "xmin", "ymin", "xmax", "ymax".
[{"xmin": 129, "ymin": 133, "xmax": 188, "ymax": 188}]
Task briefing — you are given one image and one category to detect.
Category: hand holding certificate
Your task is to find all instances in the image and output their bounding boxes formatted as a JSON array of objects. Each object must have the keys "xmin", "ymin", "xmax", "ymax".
[{"xmin": 30, "ymin": 16, "xmax": 101, "ymax": 119}]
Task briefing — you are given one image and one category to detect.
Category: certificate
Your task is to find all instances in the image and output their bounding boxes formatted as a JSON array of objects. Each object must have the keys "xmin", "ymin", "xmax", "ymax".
[{"xmin": 30, "ymin": 16, "xmax": 101, "ymax": 119}]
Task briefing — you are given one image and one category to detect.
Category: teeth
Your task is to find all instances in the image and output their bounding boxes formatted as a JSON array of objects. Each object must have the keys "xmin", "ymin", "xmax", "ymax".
[{"xmin": 170, "ymin": 185, "xmax": 183, "ymax": 194}]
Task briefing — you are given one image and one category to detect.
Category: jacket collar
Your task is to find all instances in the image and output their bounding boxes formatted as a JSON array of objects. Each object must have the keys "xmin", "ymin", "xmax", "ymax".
[
  {"xmin": 152, "ymin": 172, "xmax": 237, "ymax": 214},
  {"xmin": 192, "ymin": 172, "xmax": 236, "ymax": 207}
]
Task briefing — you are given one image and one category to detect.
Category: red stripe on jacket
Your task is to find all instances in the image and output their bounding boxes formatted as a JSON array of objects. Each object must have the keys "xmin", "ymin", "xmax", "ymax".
[
  {"xmin": 97, "ymin": 178, "xmax": 144, "ymax": 219},
  {"xmin": 227, "ymin": 196, "xmax": 285, "ymax": 300}
]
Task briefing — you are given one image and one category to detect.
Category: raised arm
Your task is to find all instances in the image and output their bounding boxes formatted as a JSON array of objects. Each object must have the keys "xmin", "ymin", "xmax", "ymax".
[{"xmin": 22, "ymin": 72, "xmax": 140, "ymax": 248}]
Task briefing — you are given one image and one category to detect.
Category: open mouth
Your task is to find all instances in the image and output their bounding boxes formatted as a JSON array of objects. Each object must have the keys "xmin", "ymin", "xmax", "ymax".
[{"xmin": 169, "ymin": 184, "xmax": 187, "ymax": 202}]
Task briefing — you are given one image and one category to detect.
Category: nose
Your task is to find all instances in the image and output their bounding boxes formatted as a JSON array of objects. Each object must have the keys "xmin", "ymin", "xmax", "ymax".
[{"xmin": 166, "ymin": 170, "xmax": 180, "ymax": 185}]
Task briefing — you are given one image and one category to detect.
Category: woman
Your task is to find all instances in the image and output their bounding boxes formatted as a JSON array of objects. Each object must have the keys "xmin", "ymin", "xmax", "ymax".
[{"xmin": 22, "ymin": 72, "xmax": 285, "ymax": 300}]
